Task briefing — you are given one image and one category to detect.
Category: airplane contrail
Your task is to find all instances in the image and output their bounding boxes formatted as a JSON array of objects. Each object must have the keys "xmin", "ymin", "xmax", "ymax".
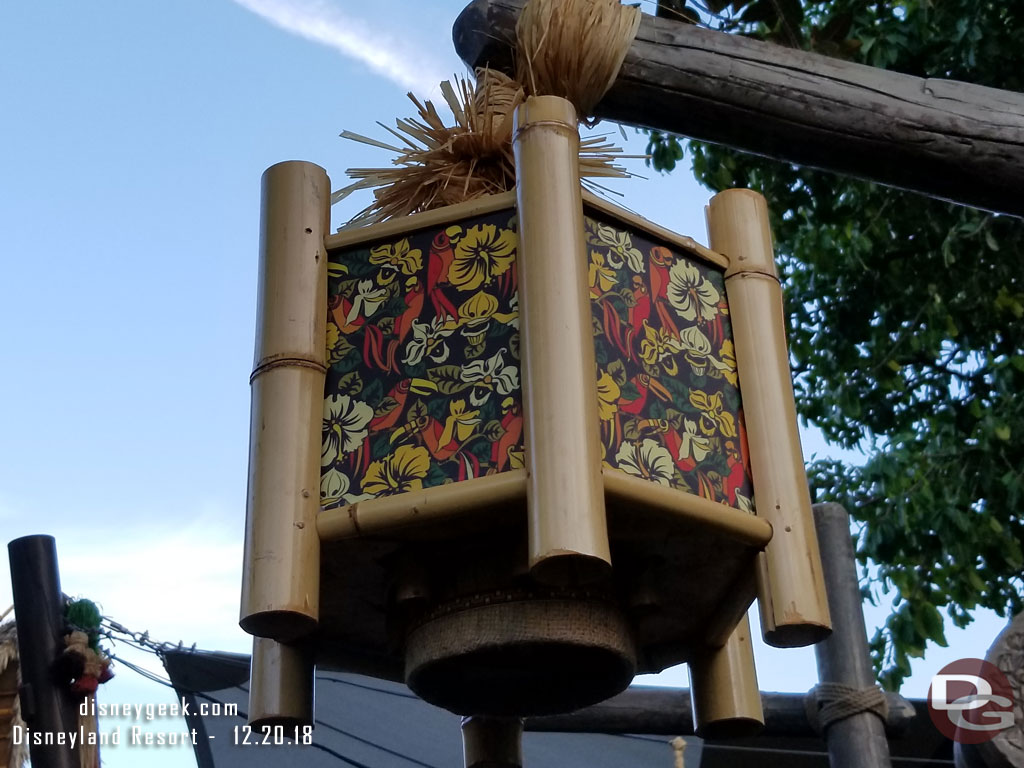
[{"xmin": 230, "ymin": 0, "xmax": 447, "ymax": 96}]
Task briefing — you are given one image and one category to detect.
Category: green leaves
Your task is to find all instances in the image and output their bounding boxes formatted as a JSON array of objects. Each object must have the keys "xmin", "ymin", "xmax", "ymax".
[{"xmin": 677, "ymin": 0, "xmax": 1024, "ymax": 690}]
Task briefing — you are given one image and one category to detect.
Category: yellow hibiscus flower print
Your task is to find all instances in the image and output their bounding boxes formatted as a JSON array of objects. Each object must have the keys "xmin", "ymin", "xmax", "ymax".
[
  {"xmin": 450, "ymin": 224, "xmax": 516, "ymax": 292},
  {"xmin": 707, "ymin": 339, "xmax": 739, "ymax": 385},
  {"xmin": 638, "ymin": 320, "xmax": 683, "ymax": 376},
  {"xmin": 689, "ymin": 390, "xmax": 737, "ymax": 438},
  {"xmin": 596, "ymin": 370, "xmax": 621, "ymax": 421},
  {"xmin": 369, "ymin": 238, "xmax": 423, "ymax": 286},
  {"xmin": 362, "ymin": 445, "xmax": 431, "ymax": 496},
  {"xmin": 589, "ymin": 250, "xmax": 617, "ymax": 295}
]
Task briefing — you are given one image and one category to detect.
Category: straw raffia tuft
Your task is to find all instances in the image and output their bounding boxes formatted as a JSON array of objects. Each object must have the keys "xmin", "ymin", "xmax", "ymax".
[
  {"xmin": 516, "ymin": 0, "xmax": 641, "ymax": 117},
  {"xmin": 333, "ymin": 70, "xmax": 524, "ymax": 227},
  {"xmin": 334, "ymin": 0, "xmax": 642, "ymax": 227}
]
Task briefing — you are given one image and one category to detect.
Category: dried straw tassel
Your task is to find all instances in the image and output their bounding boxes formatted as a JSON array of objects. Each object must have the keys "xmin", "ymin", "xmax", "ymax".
[
  {"xmin": 516, "ymin": 0, "xmax": 641, "ymax": 117},
  {"xmin": 334, "ymin": 70, "xmax": 523, "ymax": 227},
  {"xmin": 333, "ymin": 0, "xmax": 643, "ymax": 227},
  {"xmin": 334, "ymin": 67, "xmax": 637, "ymax": 227}
]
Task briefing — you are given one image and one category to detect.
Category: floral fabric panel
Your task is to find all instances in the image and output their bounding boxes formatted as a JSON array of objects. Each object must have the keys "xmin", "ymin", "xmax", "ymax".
[
  {"xmin": 585, "ymin": 211, "xmax": 755, "ymax": 512},
  {"xmin": 321, "ymin": 208, "xmax": 522, "ymax": 511}
]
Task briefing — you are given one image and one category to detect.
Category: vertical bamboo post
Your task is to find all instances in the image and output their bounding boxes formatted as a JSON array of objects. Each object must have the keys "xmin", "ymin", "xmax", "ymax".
[
  {"xmin": 240, "ymin": 161, "xmax": 330, "ymax": 641},
  {"xmin": 7, "ymin": 535, "xmax": 78, "ymax": 768},
  {"xmin": 512, "ymin": 95, "xmax": 611, "ymax": 584},
  {"xmin": 462, "ymin": 716, "xmax": 523, "ymax": 768},
  {"xmin": 248, "ymin": 637, "xmax": 314, "ymax": 730},
  {"xmin": 688, "ymin": 615, "xmax": 764, "ymax": 738},
  {"xmin": 707, "ymin": 189, "xmax": 831, "ymax": 647}
]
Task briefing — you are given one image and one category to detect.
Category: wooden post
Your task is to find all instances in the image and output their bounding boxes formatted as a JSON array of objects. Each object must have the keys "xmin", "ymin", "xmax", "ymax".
[
  {"xmin": 812, "ymin": 503, "xmax": 893, "ymax": 768},
  {"xmin": 512, "ymin": 95, "xmax": 612, "ymax": 584},
  {"xmin": 248, "ymin": 637, "xmax": 314, "ymax": 730},
  {"xmin": 706, "ymin": 189, "xmax": 831, "ymax": 647},
  {"xmin": 462, "ymin": 717, "xmax": 523, "ymax": 768},
  {"xmin": 240, "ymin": 161, "xmax": 330, "ymax": 641},
  {"xmin": 687, "ymin": 616, "xmax": 764, "ymax": 739},
  {"xmin": 454, "ymin": 0, "xmax": 1024, "ymax": 217},
  {"xmin": 7, "ymin": 535, "xmax": 78, "ymax": 768}
]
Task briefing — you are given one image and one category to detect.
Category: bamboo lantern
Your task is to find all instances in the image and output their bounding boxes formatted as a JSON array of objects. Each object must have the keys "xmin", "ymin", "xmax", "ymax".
[
  {"xmin": 706, "ymin": 189, "xmax": 831, "ymax": 647},
  {"xmin": 241, "ymin": 98, "xmax": 828, "ymax": 723}
]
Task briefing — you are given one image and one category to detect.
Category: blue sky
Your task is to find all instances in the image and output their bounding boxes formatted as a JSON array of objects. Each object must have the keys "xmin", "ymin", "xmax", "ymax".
[{"xmin": 0, "ymin": 1, "xmax": 1005, "ymax": 766}]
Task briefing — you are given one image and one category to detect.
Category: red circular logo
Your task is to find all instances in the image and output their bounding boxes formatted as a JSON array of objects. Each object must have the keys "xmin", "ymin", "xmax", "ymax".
[{"xmin": 927, "ymin": 658, "xmax": 1015, "ymax": 744}]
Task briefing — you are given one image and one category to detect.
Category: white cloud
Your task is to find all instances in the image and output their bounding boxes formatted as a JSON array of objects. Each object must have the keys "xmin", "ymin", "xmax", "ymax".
[
  {"xmin": 230, "ymin": 0, "xmax": 446, "ymax": 96},
  {"xmin": 0, "ymin": 506, "xmax": 249, "ymax": 653}
]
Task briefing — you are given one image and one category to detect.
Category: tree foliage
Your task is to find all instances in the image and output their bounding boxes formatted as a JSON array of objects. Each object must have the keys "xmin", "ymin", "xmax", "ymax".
[{"xmin": 648, "ymin": 0, "xmax": 1024, "ymax": 688}]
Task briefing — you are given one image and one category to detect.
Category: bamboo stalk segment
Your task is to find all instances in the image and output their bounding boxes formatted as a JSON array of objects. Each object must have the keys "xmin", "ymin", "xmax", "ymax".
[
  {"xmin": 462, "ymin": 716, "xmax": 524, "ymax": 768},
  {"xmin": 688, "ymin": 615, "xmax": 764, "ymax": 739},
  {"xmin": 241, "ymin": 161, "xmax": 330, "ymax": 641},
  {"xmin": 512, "ymin": 95, "xmax": 611, "ymax": 584},
  {"xmin": 707, "ymin": 189, "xmax": 831, "ymax": 647},
  {"xmin": 248, "ymin": 637, "xmax": 314, "ymax": 730},
  {"xmin": 317, "ymin": 471, "xmax": 527, "ymax": 541}
]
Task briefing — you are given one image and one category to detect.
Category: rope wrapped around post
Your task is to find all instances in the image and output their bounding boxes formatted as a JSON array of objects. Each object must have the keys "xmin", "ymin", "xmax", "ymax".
[{"xmin": 805, "ymin": 682, "xmax": 890, "ymax": 734}]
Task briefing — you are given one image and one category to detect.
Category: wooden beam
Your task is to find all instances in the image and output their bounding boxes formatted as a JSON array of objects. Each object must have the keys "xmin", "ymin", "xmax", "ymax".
[
  {"xmin": 524, "ymin": 687, "xmax": 916, "ymax": 737},
  {"xmin": 454, "ymin": 0, "xmax": 1024, "ymax": 217}
]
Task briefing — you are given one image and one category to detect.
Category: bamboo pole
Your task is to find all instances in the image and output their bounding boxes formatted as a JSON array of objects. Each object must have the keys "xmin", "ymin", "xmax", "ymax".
[
  {"xmin": 512, "ymin": 95, "xmax": 611, "ymax": 584},
  {"xmin": 317, "ymin": 471, "xmax": 527, "ymax": 541},
  {"xmin": 706, "ymin": 189, "xmax": 831, "ymax": 647},
  {"xmin": 248, "ymin": 637, "xmax": 314, "ymax": 730},
  {"xmin": 240, "ymin": 161, "xmax": 330, "ymax": 641},
  {"xmin": 687, "ymin": 615, "xmax": 764, "ymax": 738},
  {"xmin": 462, "ymin": 717, "xmax": 523, "ymax": 768}
]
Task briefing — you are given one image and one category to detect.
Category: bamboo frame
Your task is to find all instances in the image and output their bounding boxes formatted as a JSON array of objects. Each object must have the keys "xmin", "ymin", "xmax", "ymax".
[
  {"xmin": 602, "ymin": 470, "xmax": 770, "ymax": 547},
  {"xmin": 248, "ymin": 637, "xmax": 314, "ymax": 730},
  {"xmin": 461, "ymin": 717, "xmax": 523, "ymax": 768},
  {"xmin": 317, "ymin": 467, "xmax": 769, "ymax": 552},
  {"xmin": 241, "ymin": 161, "xmax": 330, "ymax": 641},
  {"xmin": 513, "ymin": 95, "xmax": 612, "ymax": 584},
  {"xmin": 327, "ymin": 188, "xmax": 729, "ymax": 271},
  {"xmin": 325, "ymin": 190, "xmax": 517, "ymax": 252},
  {"xmin": 707, "ymin": 189, "xmax": 831, "ymax": 648},
  {"xmin": 581, "ymin": 190, "xmax": 729, "ymax": 270},
  {"xmin": 688, "ymin": 615, "xmax": 764, "ymax": 739},
  {"xmin": 317, "ymin": 471, "xmax": 527, "ymax": 541}
]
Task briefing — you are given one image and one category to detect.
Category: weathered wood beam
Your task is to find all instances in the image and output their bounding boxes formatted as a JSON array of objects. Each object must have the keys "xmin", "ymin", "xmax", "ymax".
[
  {"xmin": 454, "ymin": 0, "xmax": 1024, "ymax": 217},
  {"xmin": 524, "ymin": 687, "xmax": 915, "ymax": 736}
]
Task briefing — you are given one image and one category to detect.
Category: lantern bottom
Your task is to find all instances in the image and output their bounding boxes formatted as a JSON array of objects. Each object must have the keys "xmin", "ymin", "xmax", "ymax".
[{"xmin": 404, "ymin": 592, "xmax": 636, "ymax": 716}]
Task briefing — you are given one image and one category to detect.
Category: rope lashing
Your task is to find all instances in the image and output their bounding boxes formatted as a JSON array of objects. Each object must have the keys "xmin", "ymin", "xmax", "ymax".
[{"xmin": 805, "ymin": 682, "xmax": 889, "ymax": 734}]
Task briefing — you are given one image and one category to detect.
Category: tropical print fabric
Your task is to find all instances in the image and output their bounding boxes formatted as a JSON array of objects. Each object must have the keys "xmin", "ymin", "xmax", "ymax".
[
  {"xmin": 321, "ymin": 204, "xmax": 753, "ymax": 514},
  {"xmin": 585, "ymin": 211, "xmax": 754, "ymax": 513},
  {"xmin": 321, "ymin": 209, "xmax": 522, "ymax": 511}
]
